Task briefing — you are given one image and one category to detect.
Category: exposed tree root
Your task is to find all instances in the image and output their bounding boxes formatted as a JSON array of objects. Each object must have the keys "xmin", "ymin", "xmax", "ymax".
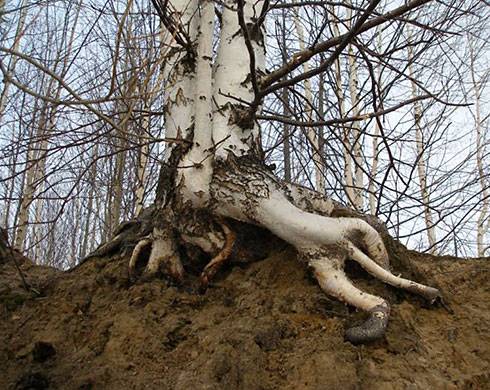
[
  {"xmin": 128, "ymin": 237, "xmax": 152, "ymax": 280},
  {"xmin": 80, "ymin": 206, "xmax": 155, "ymax": 264},
  {"xmin": 199, "ymin": 220, "xmax": 236, "ymax": 292},
  {"xmin": 207, "ymin": 156, "xmax": 441, "ymax": 343},
  {"xmin": 146, "ymin": 227, "xmax": 184, "ymax": 281},
  {"xmin": 87, "ymin": 157, "xmax": 441, "ymax": 344}
]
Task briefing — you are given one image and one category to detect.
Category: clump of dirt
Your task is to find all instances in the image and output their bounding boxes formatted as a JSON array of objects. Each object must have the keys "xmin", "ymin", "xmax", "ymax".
[{"xmin": 1, "ymin": 243, "xmax": 490, "ymax": 389}]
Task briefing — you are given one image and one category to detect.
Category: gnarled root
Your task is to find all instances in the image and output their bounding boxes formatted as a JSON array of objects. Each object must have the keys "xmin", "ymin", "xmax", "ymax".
[
  {"xmin": 199, "ymin": 221, "xmax": 236, "ymax": 292},
  {"xmin": 128, "ymin": 237, "xmax": 152, "ymax": 280},
  {"xmin": 309, "ymin": 256, "xmax": 391, "ymax": 344},
  {"xmin": 128, "ymin": 214, "xmax": 238, "ymax": 288}
]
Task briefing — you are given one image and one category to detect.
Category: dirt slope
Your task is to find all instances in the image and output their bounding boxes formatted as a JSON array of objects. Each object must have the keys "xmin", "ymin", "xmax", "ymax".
[{"xmin": 1, "ymin": 244, "xmax": 489, "ymax": 389}]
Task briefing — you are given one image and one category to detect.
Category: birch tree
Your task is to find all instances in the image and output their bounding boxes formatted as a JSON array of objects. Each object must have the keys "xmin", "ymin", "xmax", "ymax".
[
  {"xmin": 292, "ymin": 9, "xmax": 325, "ymax": 193},
  {"xmin": 408, "ymin": 32, "xmax": 437, "ymax": 254},
  {"xmin": 103, "ymin": 0, "xmax": 443, "ymax": 344},
  {"xmin": 345, "ymin": 1, "xmax": 365, "ymax": 211},
  {"xmin": 469, "ymin": 35, "xmax": 489, "ymax": 257}
]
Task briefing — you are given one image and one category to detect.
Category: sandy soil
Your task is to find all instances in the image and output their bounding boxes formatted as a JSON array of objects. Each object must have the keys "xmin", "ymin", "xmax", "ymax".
[{"xmin": 1, "ymin": 243, "xmax": 489, "ymax": 389}]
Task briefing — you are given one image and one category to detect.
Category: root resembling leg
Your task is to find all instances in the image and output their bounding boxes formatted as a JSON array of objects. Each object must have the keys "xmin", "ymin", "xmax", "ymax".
[
  {"xmin": 347, "ymin": 242, "xmax": 441, "ymax": 303},
  {"xmin": 309, "ymin": 258, "xmax": 390, "ymax": 344},
  {"xmin": 199, "ymin": 221, "xmax": 236, "ymax": 292},
  {"xmin": 211, "ymin": 159, "xmax": 441, "ymax": 343}
]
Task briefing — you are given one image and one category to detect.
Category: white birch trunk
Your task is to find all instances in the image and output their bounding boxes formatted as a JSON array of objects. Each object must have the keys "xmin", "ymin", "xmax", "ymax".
[
  {"xmin": 0, "ymin": 0, "xmax": 29, "ymax": 122},
  {"xmin": 80, "ymin": 145, "xmax": 99, "ymax": 259},
  {"xmin": 469, "ymin": 39, "xmax": 489, "ymax": 257},
  {"xmin": 330, "ymin": 6, "xmax": 355, "ymax": 207},
  {"xmin": 176, "ymin": 0, "xmax": 215, "ymax": 206},
  {"xmin": 134, "ymin": 109, "xmax": 150, "ymax": 216},
  {"xmin": 368, "ymin": 32, "xmax": 383, "ymax": 216},
  {"xmin": 280, "ymin": 4, "xmax": 291, "ymax": 182},
  {"xmin": 211, "ymin": 1, "xmax": 265, "ymax": 159},
  {"xmin": 14, "ymin": 101, "xmax": 50, "ymax": 251},
  {"xmin": 408, "ymin": 41, "xmax": 437, "ymax": 254}
]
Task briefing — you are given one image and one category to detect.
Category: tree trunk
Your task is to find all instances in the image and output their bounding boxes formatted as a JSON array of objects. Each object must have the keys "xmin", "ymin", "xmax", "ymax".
[
  {"xmin": 408, "ymin": 39, "xmax": 437, "ymax": 254},
  {"xmin": 329, "ymin": 5, "xmax": 355, "ymax": 207},
  {"xmin": 91, "ymin": 0, "xmax": 441, "ymax": 344},
  {"xmin": 469, "ymin": 37, "xmax": 489, "ymax": 257},
  {"xmin": 346, "ymin": 2, "xmax": 364, "ymax": 211},
  {"xmin": 368, "ymin": 32, "xmax": 383, "ymax": 216}
]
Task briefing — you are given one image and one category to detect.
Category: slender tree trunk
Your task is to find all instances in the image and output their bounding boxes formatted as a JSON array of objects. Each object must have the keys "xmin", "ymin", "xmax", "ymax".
[
  {"xmin": 280, "ymin": 5, "xmax": 291, "ymax": 183},
  {"xmin": 469, "ymin": 38, "xmax": 489, "ymax": 257},
  {"xmin": 103, "ymin": 157, "xmax": 115, "ymax": 241},
  {"xmin": 368, "ymin": 32, "xmax": 383, "ymax": 216},
  {"xmin": 330, "ymin": 6, "xmax": 355, "ymax": 206},
  {"xmin": 134, "ymin": 109, "xmax": 150, "ymax": 216},
  {"xmin": 14, "ymin": 101, "xmax": 50, "ymax": 251},
  {"xmin": 111, "ymin": 138, "xmax": 126, "ymax": 229},
  {"xmin": 282, "ymin": 84, "xmax": 292, "ymax": 182},
  {"xmin": 346, "ymin": 3, "xmax": 364, "ymax": 211},
  {"xmin": 408, "ymin": 42, "xmax": 437, "ymax": 254},
  {"xmin": 0, "ymin": 0, "xmax": 29, "ymax": 122},
  {"xmin": 2, "ymin": 95, "xmax": 28, "ymax": 229},
  {"xmin": 80, "ymin": 145, "xmax": 99, "ymax": 259}
]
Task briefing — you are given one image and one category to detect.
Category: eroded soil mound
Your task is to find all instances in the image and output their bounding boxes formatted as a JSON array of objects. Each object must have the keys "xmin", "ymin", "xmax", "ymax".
[{"xmin": 1, "ymin": 245, "xmax": 490, "ymax": 389}]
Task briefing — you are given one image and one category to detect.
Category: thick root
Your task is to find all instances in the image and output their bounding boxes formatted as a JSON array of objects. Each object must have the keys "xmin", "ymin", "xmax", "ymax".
[
  {"xmin": 309, "ymin": 257, "xmax": 390, "ymax": 344},
  {"xmin": 347, "ymin": 242, "xmax": 441, "ymax": 303},
  {"xmin": 210, "ymin": 157, "xmax": 441, "ymax": 343}
]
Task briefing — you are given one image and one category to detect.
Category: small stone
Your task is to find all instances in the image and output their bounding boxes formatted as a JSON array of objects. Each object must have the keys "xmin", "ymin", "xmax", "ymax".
[{"xmin": 32, "ymin": 341, "xmax": 56, "ymax": 363}]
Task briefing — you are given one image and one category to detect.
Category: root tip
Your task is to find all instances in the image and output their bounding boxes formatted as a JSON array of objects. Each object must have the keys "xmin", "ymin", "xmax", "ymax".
[
  {"xmin": 421, "ymin": 286, "xmax": 442, "ymax": 304},
  {"xmin": 345, "ymin": 304, "xmax": 390, "ymax": 345}
]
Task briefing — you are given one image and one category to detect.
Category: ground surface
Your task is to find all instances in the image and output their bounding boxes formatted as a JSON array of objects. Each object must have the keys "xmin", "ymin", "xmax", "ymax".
[{"xmin": 1, "ymin": 243, "xmax": 490, "ymax": 390}]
